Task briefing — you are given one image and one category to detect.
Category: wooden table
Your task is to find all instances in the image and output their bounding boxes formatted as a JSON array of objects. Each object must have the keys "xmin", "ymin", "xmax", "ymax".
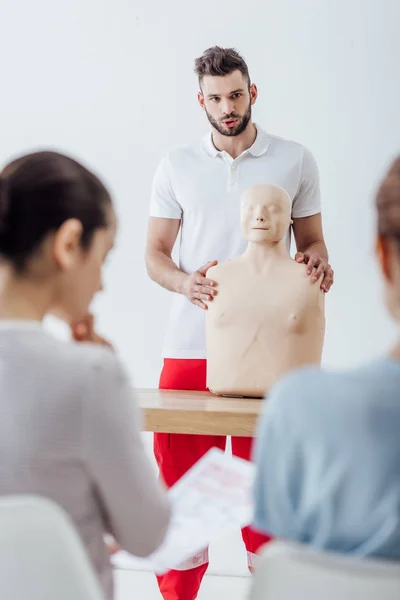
[{"xmin": 137, "ymin": 389, "xmax": 264, "ymax": 437}]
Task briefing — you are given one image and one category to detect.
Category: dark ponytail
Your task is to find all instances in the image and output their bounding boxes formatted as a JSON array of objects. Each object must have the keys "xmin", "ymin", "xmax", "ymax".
[{"xmin": 0, "ymin": 151, "xmax": 111, "ymax": 271}]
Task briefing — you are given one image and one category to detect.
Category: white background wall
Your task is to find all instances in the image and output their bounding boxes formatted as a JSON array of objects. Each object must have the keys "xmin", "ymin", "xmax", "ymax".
[{"xmin": 1, "ymin": 0, "xmax": 399, "ymax": 578}]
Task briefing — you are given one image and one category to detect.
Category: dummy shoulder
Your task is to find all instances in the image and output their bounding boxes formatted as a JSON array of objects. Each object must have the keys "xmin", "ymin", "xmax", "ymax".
[{"xmin": 206, "ymin": 259, "xmax": 237, "ymax": 280}]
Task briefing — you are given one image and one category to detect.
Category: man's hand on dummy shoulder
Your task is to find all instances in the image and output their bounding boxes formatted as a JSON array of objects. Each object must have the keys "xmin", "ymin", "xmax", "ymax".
[
  {"xmin": 295, "ymin": 252, "xmax": 334, "ymax": 293},
  {"xmin": 182, "ymin": 260, "xmax": 218, "ymax": 310},
  {"xmin": 71, "ymin": 313, "xmax": 114, "ymax": 349}
]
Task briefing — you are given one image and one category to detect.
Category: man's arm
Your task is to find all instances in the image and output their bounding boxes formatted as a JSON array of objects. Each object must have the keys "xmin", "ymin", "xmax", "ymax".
[
  {"xmin": 145, "ymin": 216, "xmax": 186, "ymax": 294},
  {"xmin": 290, "ymin": 146, "xmax": 334, "ymax": 293},
  {"xmin": 292, "ymin": 213, "xmax": 334, "ymax": 293},
  {"xmin": 145, "ymin": 216, "xmax": 217, "ymax": 309}
]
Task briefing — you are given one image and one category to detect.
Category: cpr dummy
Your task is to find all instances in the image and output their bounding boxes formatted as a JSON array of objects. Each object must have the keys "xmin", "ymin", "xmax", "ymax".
[{"xmin": 205, "ymin": 184, "xmax": 325, "ymax": 398}]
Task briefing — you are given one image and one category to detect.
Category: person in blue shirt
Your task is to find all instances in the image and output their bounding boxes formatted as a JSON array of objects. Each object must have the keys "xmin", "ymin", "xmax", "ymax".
[{"xmin": 253, "ymin": 155, "xmax": 400, "ymax": 559}]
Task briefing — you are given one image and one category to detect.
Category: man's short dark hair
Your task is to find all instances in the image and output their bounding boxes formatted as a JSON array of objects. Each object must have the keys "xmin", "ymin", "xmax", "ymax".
[{"xmin": 194, "ymin": 46, "xmax": 251, "ymax": 89}]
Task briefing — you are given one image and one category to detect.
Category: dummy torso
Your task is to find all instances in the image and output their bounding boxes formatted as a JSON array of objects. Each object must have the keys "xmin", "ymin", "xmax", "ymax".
[{"xmin": 206, "ymin": 184, "xmax": 325, "ymax": 397}]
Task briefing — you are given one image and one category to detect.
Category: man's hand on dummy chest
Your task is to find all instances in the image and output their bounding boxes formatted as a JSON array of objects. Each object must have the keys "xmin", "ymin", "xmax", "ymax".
[{"xmin": 181, "ymin": 261, "xmax": 218, "ymax": 310}]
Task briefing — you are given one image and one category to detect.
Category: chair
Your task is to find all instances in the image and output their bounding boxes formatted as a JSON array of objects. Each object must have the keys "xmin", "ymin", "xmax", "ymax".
[
  {"xmin": 0, "ymin": 495, "xmax": 104, "ymax": 600},
  {"xmin": 248, "ymin": 540, "xmax": 400, "ymax": 600}
]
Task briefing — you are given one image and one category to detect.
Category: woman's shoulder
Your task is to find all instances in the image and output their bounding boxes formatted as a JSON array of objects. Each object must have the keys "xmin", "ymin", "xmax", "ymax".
[
  {"xmin": 38, "ymin": 333, "xmax": 127, "ymax": 388},
  {"xmin": 268, "ymin": 358, "xmax": 399, "ymax": 413}
]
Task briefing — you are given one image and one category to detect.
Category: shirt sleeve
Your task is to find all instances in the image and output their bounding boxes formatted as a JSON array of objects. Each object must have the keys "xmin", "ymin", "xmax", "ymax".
[
  {"xmin": 252, "ymin": 377, "xmax": 304, "ymax": 541},
  {"xmin": 150, "ymin": 155, "xmax": 183, "ymax": 219},
  {"xmin": 82, "ymin": 350, "xmax": 171, "ymax": 558},
  {"xmin": 291, "ymin": 146, "xmax": 321, "ymax": 218}
]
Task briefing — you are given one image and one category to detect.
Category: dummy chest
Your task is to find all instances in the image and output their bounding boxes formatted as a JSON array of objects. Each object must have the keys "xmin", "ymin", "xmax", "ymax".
[{"xmin": 209, "ymin": 275, "xmax": 310, "ymax": 334}]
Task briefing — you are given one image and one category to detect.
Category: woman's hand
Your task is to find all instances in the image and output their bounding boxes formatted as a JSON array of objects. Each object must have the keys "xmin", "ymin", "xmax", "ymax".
[
  {"xmin": 103, "ymin": 534, "xmax": 121, "ymax": 555},
  {"xmin": 70, "ymin": 313, "xmax": 113, "ymax": 349}
]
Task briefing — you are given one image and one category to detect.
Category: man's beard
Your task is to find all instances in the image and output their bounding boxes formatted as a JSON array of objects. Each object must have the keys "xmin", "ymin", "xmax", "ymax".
[{"xmin": 205, "ymin": 102, "xmax": 252, "ymax": 137}]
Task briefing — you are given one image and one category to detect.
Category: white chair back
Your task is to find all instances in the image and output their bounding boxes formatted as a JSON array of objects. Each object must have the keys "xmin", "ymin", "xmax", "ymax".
[
  {"xmin": 248, "ymin": 541, "xmax": 400, "ymax": 600},
  {"xmin": 0, "ymin": 495, "xmax": 104, "ymax": 600}
]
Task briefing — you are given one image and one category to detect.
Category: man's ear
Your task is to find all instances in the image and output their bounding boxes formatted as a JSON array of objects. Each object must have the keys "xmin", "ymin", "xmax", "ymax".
[
  {"xmin": 249, "ymin": 83, "xmax": 258, "ymax": 105},
  {"xmin": 198, "ymin": 91, "xmax": 205, "ymax": 111}
]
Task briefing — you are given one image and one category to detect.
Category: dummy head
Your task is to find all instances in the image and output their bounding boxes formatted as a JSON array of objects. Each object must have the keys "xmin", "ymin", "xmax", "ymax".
[
  {"xmin": 376, "ymin": 156, "xmax": 400, "ymax": 321},
  {"xmin": 0, "ymin": 151, "xmax": 116, "ymax": 323},
  {"xmin": 240, "ymin": 184, "xmax": 292, "ymax": 243}
]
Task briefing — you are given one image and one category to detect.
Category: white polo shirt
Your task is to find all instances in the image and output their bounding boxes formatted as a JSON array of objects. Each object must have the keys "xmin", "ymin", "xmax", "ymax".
[{"xmin": 150, "ymin": 125, "xmax": 321, "ymax": 359}]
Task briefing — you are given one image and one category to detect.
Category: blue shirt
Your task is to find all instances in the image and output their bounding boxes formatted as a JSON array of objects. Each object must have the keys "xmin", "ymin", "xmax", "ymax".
[{"xmin": 253, "ymin": 358, "xmax": 400, "ymax": 559}]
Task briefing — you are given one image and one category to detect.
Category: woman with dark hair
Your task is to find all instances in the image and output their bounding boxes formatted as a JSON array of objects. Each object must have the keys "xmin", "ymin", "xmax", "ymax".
[
  {"xmin": 0, "ymin": 151, "xmax": 171, "ymax": 599},
  {"xmin": 253, "ymin": 156, "xmax": 400, "ymax": 560}
]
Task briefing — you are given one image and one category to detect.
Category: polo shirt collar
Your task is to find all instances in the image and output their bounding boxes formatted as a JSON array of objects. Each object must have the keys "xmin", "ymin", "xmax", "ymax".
[
  {"xmin": 247, "ymin": 125, "xmax": 271, "ymax": 157},
  {"xmin": 202, "ymin": 124, "xmax": 270, "ymax": 158}
]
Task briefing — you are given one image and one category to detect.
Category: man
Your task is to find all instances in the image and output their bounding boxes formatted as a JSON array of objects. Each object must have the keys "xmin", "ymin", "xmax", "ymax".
[{"xmin": 145, "ymin": 46, "xmax": 334, "ymax": 600}]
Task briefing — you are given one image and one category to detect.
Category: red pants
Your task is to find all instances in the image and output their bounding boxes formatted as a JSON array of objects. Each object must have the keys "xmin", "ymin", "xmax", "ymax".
[{"xmin": 154, "ymin": 358, "xmax": 271, "ymax": 600}]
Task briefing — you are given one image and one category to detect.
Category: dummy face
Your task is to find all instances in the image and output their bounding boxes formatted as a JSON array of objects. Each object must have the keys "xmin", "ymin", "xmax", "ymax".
[
  {"xmin": 240, "ymin": 185, "xmax": 292, "ymax": 243},
  {"xmin": 198, "ymin": 70, "xmax": 257, "ymax": 137},
  {"xmin": 50, "ymin": 206, "xmax": 117, "ymax": 324}
]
